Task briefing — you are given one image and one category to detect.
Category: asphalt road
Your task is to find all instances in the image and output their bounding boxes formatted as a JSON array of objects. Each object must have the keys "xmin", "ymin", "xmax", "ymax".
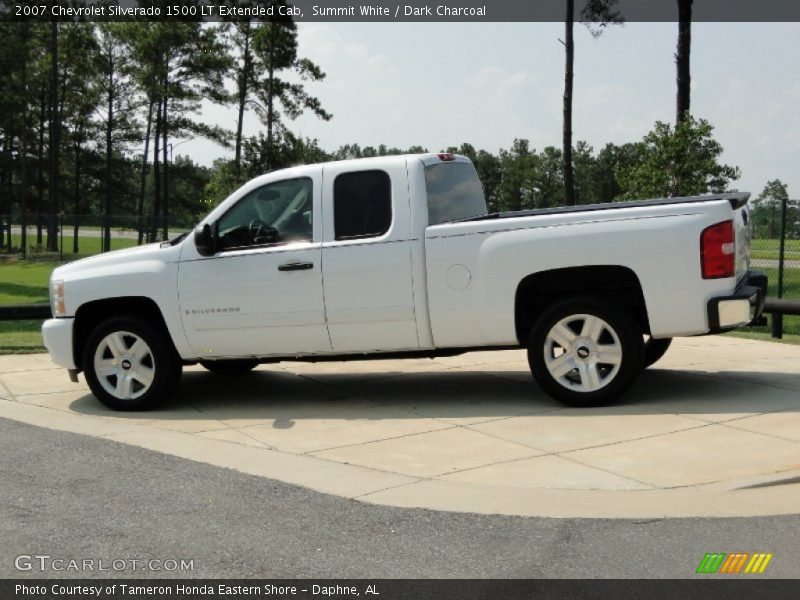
[{"xmin": 1, "ymin": 417, "xmax": 798, "ymax": 579}]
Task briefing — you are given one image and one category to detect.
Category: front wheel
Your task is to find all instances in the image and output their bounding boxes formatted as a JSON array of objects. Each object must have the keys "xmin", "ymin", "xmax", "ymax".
[
  {"xmin": 527, "ymin": 299, "xmax": 644, "ymax": 407},
  {"xmin": 83, "ymin": 317, "xmax": 181, "ymax": 411}
]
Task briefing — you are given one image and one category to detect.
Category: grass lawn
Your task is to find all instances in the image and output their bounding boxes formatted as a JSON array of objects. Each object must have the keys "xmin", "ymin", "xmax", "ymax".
[
  {"xmin": 725, "ymin": 330, "xmax": 800, "ymax": 345},
  {"xmin": 0, "ymin": 261, "xmax": 55, "ymax": 354},
  {"xmin": 9, "ymin": 232, "xmax": 138, "ymax": 256},
  {"xmin": 0, "ymin": 261, "xmax": 53, "ymax": 304},
  {"xmin": 750, "ymin": 238, "xmax": 800, "ymax": 261},
  {"xmin": 761, "ymin": 266, "xmax": 800, "ymax": 296}
]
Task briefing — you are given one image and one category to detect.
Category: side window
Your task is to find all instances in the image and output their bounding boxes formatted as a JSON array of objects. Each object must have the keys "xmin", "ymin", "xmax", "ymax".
[
  {"xmin": 334, "ymin": 170, "xmax": 392, "ymax": 240},
  {"xmin": 217, "ymin": 178, "xmax": 313, "ymax": 251}
]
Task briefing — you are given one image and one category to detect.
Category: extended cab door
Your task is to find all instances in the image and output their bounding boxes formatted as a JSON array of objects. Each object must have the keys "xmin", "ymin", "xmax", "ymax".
[
  {"xmin": 321, "ymin": 159, "xmax": 419, "ymax": 352},
  {"xmin": 178, "ymin": 173, "xmax": 331, "ymax": 358}
]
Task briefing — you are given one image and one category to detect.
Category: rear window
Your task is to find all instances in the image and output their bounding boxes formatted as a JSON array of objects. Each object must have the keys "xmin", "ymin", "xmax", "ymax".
[{"xmin": 425, "ymin": 162, "xmax": 488, "ymax": 225}]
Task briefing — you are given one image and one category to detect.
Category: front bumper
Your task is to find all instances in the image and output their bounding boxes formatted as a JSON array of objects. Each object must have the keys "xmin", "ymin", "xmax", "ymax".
[
  {"xmin": 707, "ymin": 270, "xmax": 767, "ymax": 333},
  {"xmin": 42, "ymin": 318, "xmax": 76, "ymax": 370}
]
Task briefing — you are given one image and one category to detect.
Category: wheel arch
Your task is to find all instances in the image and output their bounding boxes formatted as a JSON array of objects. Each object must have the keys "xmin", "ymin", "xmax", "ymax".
[
  {"xmin": 514, "ymin": 265, "xmax": 650, "ymax": 345},
  {"xmin": 73, "ymin": 297, "xmax": 175, "ymax": 371}
]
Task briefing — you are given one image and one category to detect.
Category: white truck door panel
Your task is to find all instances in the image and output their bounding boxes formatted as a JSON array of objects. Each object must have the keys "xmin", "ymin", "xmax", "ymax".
[
  {"xmin": 178, "ymin": 174, "xmax": 331, "ymax": 358},
  {"xmin": 321, "ymin": 160, "xmax": 419, "ymax": 353}
]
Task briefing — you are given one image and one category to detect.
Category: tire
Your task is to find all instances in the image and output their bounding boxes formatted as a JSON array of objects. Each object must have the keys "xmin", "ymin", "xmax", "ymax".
[
  {"xmin": 82, "ymin": 317, "xmax": 181, "ymax": 411},
  {"xmin": 200, "ymin": 359, "xmax": 259, "ymax": 376},
  {"xmin": 643, "ymin": 337, "xmax": 672, "ymax": 368},
  {"xmin": 527, "ymin": 298, "xmax": 644, "ymax": 407}
]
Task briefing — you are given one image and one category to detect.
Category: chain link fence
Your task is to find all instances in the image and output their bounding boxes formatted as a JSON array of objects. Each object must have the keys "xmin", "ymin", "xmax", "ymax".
[
  {"xmin": 0, "ymin": 214, "xmax": 195, "ymax": 263},
  {"xmin": 749, "ymin": 196, "xmax": 799, "ymax": 338}
]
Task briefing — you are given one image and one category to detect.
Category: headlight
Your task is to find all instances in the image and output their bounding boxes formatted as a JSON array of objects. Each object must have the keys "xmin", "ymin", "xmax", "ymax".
[{"xmin": 50, "ymin": 280, "xmax": 65, "ymax": 317}]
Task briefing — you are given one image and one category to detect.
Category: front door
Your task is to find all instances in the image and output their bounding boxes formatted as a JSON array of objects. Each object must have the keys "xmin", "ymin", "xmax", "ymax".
[{"xmin": 178, "ymin": 175, "xmax": 331, "ymax": 358}]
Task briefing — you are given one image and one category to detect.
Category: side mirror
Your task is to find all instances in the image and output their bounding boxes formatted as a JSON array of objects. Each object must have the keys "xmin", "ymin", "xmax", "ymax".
[{"xmin": 194, "ymin": 223, "xmax": 217, "ymax": 257}]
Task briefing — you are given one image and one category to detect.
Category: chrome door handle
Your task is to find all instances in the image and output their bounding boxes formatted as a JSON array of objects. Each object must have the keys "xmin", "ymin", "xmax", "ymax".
[{"xmin": 278, "ymin": 261, "xmax": 314, "ymax": 272}]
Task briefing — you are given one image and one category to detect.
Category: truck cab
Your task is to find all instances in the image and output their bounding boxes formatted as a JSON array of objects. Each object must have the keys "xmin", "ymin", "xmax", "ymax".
[{"xmin": 180, "ymin": 155, "xmax": 427, "ymax": 358}]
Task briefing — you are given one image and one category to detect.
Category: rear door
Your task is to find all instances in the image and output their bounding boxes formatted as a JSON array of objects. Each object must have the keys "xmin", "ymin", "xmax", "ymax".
[{"xmin": 320, "ymin": 159, "xmax": 419, "ymax": 352}]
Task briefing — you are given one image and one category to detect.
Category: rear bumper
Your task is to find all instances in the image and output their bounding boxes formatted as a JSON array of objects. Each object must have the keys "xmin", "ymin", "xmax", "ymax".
[
  {"xmin": 42, "ymin": 318, "xmax": 76, "ymax": 370},
  {"xmin": 707, "ymin": 270, "xmax": 767, "ymax": 333}
]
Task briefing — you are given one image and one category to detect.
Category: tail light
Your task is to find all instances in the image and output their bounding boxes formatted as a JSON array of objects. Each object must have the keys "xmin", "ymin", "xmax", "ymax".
[
  {"xmin": 700, "ymin": 220, "xmax": 735, "ymax": 279},
  {"xmin": 437, "ymin": 153, "xmax": 456, "ymax": 161}
]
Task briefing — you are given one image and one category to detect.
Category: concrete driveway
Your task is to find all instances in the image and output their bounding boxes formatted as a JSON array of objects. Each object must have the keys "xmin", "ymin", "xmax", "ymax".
[{"xmin": 0, "ymin": 335, "xmax": 798, "ymax": 519}]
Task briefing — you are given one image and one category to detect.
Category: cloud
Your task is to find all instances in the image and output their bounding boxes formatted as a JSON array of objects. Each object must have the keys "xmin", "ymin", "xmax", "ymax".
[
  {"xmin": 291, "ymin": 24, "xmax": 406, "ymax": 148},
  {"xmin": 299, "ymin": 24, "xmax": 395, "ymax": 75},
  {"xmin": 468, "ymin": 66, "xmax": 532, "ymax": 91},
  {"xmin": 789, "ymin": 81, "xmax": 800, "ymax": 101},
  {"xmin": 456, "ymin": 66, "xmax": 551, "ymax": 149}
]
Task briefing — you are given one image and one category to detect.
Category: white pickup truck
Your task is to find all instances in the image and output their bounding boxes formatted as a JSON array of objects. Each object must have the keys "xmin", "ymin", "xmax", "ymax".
[{"xmin": 42, "ymin": 153, "xmax": 766, "ymax": 410}]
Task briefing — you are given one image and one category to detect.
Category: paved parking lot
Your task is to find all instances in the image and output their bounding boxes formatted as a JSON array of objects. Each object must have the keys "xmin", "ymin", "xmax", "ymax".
[
  {"xmin": 4, "ymin": 417, "xmax": 800, "ymax": 579},
  {"xmin": 0, "ymin": 335, "xmax": 798, "ymax": 519}
]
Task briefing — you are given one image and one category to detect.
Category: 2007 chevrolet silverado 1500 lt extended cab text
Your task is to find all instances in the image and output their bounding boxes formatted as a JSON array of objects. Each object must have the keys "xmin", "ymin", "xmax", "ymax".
[{"xmin": 42, "ymin": 153, "xmax": 767, "ymax": 410}]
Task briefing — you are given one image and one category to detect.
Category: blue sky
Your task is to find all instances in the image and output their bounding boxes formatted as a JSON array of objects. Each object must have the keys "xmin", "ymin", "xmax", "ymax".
[{"xmin": 186, "ymin": 22, "xmax": 800, "ymax": 199}]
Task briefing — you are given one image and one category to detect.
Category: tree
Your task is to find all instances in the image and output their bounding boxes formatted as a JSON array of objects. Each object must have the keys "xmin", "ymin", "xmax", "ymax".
[
  {"xmin": 618, "ymin": 115, "xmax": 740, "ymax": 199},
  {"xmin": 676, "ymin": 0, "xmax": 693, "ymax": 125},
  {"xmin": 561, "ymin": 0, "xmax": 622, "ymax": 206},
  {"xmin": 533, "ymin": 146, "xmax": 566, "ymax": 208},
  {"xmin": 30, "ymin": 25, "xmax": 51, "ymax": 249},
  {"xmin": 204, "ymin": 132, "xmax": 330, "ymax": 210},
  {"xmin": 163, "ymin": 24, "xmax": 230, "ymax": 239},
  {"xmin": 250, "ymin": 10, "xmax": 331, "ymax": 172},
  {"xmin": 18, "ymin": 23, "xmax": 32, "ymax": 257},
  {"xmin": 124, "ymin": 22, "xmax": 160, "ymax": 244},
  {"xmin": 133, "ymin": 22, "xmax": 230, "ymax": 240},
  {"xmin": 59, "ymin": 23, "xmax": 100, "ymax": 253},
  {"xmin": 498, "ymin": 139, "xmax": 537, "ymax": 212},
  {"xmin": 333, "ymin": 143, "xmax": 365, "ymax": 160},
  {"xmin": 46, "ymin": 20, "xmax": 62, "ymax": 252},
  {"xmin": 96, "ymin": 23, "xmax": 141, "ymax": 251},
  {"xmin": 572, "ymin": 140, "xmax": 596, "ymax": 204},
  {"xmin": 0, "ymin": 21, "xmax": 35, "ymax": 250},
  {"xmin": 591, "ymin": 142, "xmax": 639, "ymax": 201},
  {"xmin": 473, "ymin": 149, "xmax": 503, "ymax": 212},
  {"xmin": 752, "ymin": 180, "xmax": 789, "ymax": 239},
  {"xmin": 202, "ymin": 158, "xmax": 242, "ymax": 211},
  {"xmin": 226, "ymin": 18, "xmax": 257, "ymax": 177},
  {"xmin": 241, "ymin": 130, "xmax": 328, "ymax": 175},
  {"xmin": 162, "ymin": 154, "xmax": 211, "ymax": 224}
]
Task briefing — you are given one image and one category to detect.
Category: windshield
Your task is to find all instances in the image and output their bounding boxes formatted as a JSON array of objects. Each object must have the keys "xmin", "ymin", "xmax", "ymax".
[{"xmin": 425, "ymin": 162, "xmax": 488, "ymax": 225}]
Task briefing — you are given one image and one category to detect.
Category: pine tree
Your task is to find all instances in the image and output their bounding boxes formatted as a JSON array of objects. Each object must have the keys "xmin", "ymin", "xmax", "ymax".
[
  {"xmin": 561, "ymin": 0, "xmax": 622, "ymax": 206},
  {"xmin": 250, "ymin": 9, "xmax": 331, "ymax": 171},
  {"xmin": 676, "ymin": 0, "xmax": 693, "ymax": 125}
]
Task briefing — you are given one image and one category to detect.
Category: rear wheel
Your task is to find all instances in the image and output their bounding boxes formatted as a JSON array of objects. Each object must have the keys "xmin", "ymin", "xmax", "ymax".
[
  {"xmin": 527, "ymin": 298, "xmax": 644, "ymax": 407},
  {"xmin": 643, "ymin": 337, "xmax": 672, "ymax": 368},
  {"xmin": 200, "ymin": 359, "xmax": 259, "ymax": 375},
  {"xmin": 83, "ymin": 317, "xmax": 181, "ymax": 411}
]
